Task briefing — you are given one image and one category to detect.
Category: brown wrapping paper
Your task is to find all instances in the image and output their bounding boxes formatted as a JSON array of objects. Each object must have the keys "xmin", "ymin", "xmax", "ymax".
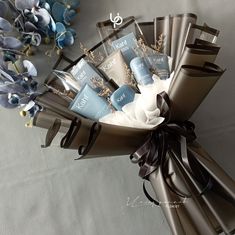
[
  {"xmin": 136, "ymin": 21, "xmax": 154, "ymax": 47},
  {"xmin": 183, "ymin": 23, "xmax": 220, "ymax": 51},
  {"xmin": 35, "ymin": 92, "xmax": 78, "ymax": 120},
  {"xmin": 61, "ymin": 118, "xmax": 149, "ymax": 157},
  {"xmin": 170, "ymin": 13, "xmax": 197, "ymax": 70},
  {"xmin": 154, "ymin": 15, "xmax": 172, "ymax": 56},
  {"xmin": 188, "ymin": 142, "xmax": 235, "ymax": 234},
  {"xmin": 170, "ymin": 43, "xmax": 220, "ymax": 90},
  {"xmin": 168, "ymin": 62, "xmax": 224, "ymax": 122},
  {"xmin": 149, "ymin": 161, "xmax": 218, "ymax": 235},
  {"xmin": 148, "ymin": 141, "xmax": 235, "ymax": 235},
  {"xmin": 33, "ymin": 110, "xmax": 72, "ymax": 133}
]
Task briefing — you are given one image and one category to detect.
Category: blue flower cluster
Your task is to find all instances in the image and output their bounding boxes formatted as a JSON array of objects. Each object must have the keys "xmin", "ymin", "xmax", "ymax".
[
  {"xmin": 0, "ymin": 14, "xmax": 39, "ymax": 110},
  {"xmin": 3, "ymin": 0, "xmax": 80, "ymax": 50},
  {"xmin": 0, "ymin": 0, "xmax": 80, "ymax": 111}
]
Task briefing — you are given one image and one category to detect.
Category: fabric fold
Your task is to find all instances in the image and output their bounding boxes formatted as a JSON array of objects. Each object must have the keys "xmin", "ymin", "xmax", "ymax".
[{"xmin": 168, "ymin": 63, "xmax": 224, "ymax": 121}]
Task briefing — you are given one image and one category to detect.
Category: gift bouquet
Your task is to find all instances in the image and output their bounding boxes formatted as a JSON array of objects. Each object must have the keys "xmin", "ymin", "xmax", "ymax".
[{"xmin": 1, "ymin": 12, "xmax": 235, "ymax": 235}]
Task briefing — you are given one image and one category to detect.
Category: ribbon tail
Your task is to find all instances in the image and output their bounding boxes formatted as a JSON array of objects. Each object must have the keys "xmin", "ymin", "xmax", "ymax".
[
  {"xmin": 149, "ymin": 152, "xmax": 219, "ymax": 235},
  {"xmin": 188, "ymin": 142, "xmax": 235, "ymax": 234}
]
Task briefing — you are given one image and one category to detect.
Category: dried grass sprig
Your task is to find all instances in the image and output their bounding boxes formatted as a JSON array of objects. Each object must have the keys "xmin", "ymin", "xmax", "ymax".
[
  {"xmin": 80, "ymin": 43, "xmax": 105, "ymax": 65},
  {"xmin": 151, "ymin": 33, "xmax": 164, "ymax": 53},
  {"xmin": 90, "ymin": 77, "xmax": 112, "ymax": 98}
]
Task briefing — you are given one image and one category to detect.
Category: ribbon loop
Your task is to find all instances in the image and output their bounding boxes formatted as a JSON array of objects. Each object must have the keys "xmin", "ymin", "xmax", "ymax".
[{"xmin": 131, "ymin": 92, "xmax": 212, "ymax": 202}]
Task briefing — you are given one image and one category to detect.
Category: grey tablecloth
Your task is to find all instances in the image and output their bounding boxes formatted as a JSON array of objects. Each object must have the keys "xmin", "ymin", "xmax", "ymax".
[{"xmin": 0, "ymin": 0, "xmax": 235, "ymax": 234}]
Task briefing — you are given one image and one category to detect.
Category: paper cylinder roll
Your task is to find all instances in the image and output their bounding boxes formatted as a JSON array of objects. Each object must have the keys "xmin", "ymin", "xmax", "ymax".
[
  {"xmin": 170, "ymin": 13, "xmax": 197, "ymax": 70},
  {"xmin": 35, "ymin": 92, "xmax": 78, "ymax": 120},
  {"xmin": 154, "ymin": 15, "xmax": 172, "ymax": 56},
  {"xmin": 33, "ymin": 110, "xmax": 71, "ymax": 133},
  {"xmin": 184, "ymin": 23, "xmax": 220, "ymax": 48},
  {"xmin": 61, "ymin": 118, "xmax": 149, "ymax": 157},
  {"xmin": 170, "ymin": 44, "xmax": 220, "ymax": 90},
  {"xmin": 149, "ymin": 141, "xmax": 235, "ymax": 235},
  {"xmin": 149, "ymin": 161, "xmax": 220, "ymax": 235},
  {"xmin": 187, "ymin": 142, "xmax": 235, "ymax": 234},
  {"xmin": 168, "ymin": 62, "xmax": 224, "ymax": 121},
  {"xmin": 136, "ymin": 21, "xmax": 154, "ymax": 47}
]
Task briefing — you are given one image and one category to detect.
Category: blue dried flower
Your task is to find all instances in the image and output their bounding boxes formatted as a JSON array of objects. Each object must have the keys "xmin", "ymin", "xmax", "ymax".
[{"xmin": 55, "ymin": 22, "xmax": 74, "ymax": 49}]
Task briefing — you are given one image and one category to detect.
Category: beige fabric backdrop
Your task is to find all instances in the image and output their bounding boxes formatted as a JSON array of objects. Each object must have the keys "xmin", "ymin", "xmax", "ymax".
[{"xmin": 0, "ymin": 0, "xmax": 235, "ymax": 234}]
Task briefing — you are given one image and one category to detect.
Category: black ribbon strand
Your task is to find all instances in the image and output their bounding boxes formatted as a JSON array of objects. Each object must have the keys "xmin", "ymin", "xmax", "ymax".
[{"xmin": 130, "ymin": 92, "xmax": 213, "ymax": 204}]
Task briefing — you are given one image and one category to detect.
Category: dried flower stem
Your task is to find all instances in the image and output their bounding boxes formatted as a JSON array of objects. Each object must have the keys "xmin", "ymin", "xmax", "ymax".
[{"xmin": 151, "ymin": 33, "xmax": 164, "ymax": 53}]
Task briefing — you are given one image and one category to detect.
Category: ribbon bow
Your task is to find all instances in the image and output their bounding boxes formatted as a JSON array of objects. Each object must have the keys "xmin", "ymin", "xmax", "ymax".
[{"xmin": 130, "ymin": 92, "xmax": 213, "ymax": 205}]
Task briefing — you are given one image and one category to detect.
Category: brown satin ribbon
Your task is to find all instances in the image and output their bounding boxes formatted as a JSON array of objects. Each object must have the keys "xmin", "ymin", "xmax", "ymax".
[{"xmin": 130, "ymin": 92, "xmax": 214, "ymax": 205}]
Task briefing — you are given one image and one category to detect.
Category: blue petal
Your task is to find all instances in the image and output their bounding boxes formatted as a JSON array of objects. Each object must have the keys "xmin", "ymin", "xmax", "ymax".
[
  {"xmin": 0, "ymin": 68, "xmax": 15, "ymax": 82},
  {"xmin": 0, "ymin": 83, "xmax": 26, "ymax": 94},
  {"xmin": 3, "ymin": 37, "xmax": 22, "ymax": 49},
  {"xmin": 49, "ymin": 15, "xmax": 56, "ymax": 32},
  {"xmin": 56, "ymin": 38, "xmax": 65, "ymax": 49},
  {"xmin": 25, "ymin": 21, "xmax": 38, "ymax": 32},
  {"xmin": 63, "ymin": 31, "xmax": 74, "ymax": 46},
  {"xmin": 15, "ymin": 0, "xmax": 40, "ymax": 10},
  {"xmin": 51, "ymin": 2, "xmax": 66, "ymax": 22},
  {"xmin": 55, "ymin": 22, "xmax": 66, "ymax": 33},
  {"xmin": 0, "ymin": 17, "xmax": 12, "ymax": 32},
  {"xmin": 46, "ymin": 0, "xmax": 57, "ymax": 6},
  {"xmin": 3, "ymin": 53, "xmax": 17, "ymax": 63},
  {"xmin": 63, "ymin": 9, "xmax": 77, "ymax": 25},
  {"xmin": 57, "ymin": 32, "xmax": 66, "ymax": 40},
  {"xmin": 67, "ymin": 27, "xmax": 77, "ymax": 37},
  {"xmin": 8, "ymin": 94, "xmax": 20, "ymax": 105},
  {"xmin": 0, "ymin": 94, "xmax": 17, "ymax": 108},
  {"xmin": 0, "ymin": 56, "xmax": 7, "ymax": 69},
  {"xmin": 23, "ymin": 60, "xmax": 38, "ymax": 76},
  {"xmin": 41, "ymin": 2, "xmax": 51, "ymax": 11},
  {"xmin": 66, "ymin": 0, "xmax": 80, "ymax": 9},
  {"xmin": 34, "ymin": 8, "xmax": 51, "ymax": 27},
  {"xmin": 0, "ymin": 1, "xmax": 9, "ymax": 18},
  {"xmin": 31, "ymin": 32, "xmax": 42, "ymax": 46}
]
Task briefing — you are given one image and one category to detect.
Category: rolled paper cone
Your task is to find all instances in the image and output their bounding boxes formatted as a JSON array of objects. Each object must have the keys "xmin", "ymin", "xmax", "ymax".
[
  {"xmin": 35, "ymin": 92, "xmax": 77, "ymax": 120},
  {"xmin": 63, "ymin": 117, "xmax": 149, "ymax": 157},
  {"xmin": 194, "ymin": 38, "xmax": 220, "ymax": 47},
  {"xmin": 154, "ymin": 15, "xmax": 172, "ymax": 56},
  {"xmin": 149, "ymin": 157, "xmax": 220, "ymax": 235},
  {"xmin": 176, "ymin": 44, "xmax": 220, "ymax": 68},
  {"xmin": 170, "ymin": 44, "xmax": 220, "ymax": 90},
  {"xmin": 187, "ymin": 142, "xmax": 235, "ymax": 234},
  {"xmin": 166, "ymin": 142, "xmax": 235, "ymax": 234},
  {"xmin": 168, "ymin": 63, "xmax": 224, "ymax": 122},
  {"xmin": 86, "ymin": 123, "xmax": 149, "ymax": 157},
  {"xmin": 33, "ymin": 111, "xmax": 72, "ymax": 133},
  {"xmin": 45, "ymin": 74, "xmax": 67, "ymax": 93},
  {"xmin": 38, "ymin": 92, "xmax": 70, "ymax": 107},
  {"xmin": 170, "ymin": 13, "xmax": 197, "ymax": 71},
  {"xmin": 136, "ymin": 22, "xmax": 154, "ymax": 47},
  {"xmin": 184, "ymin": 23, "xmax": 220, "ymax": 48}
]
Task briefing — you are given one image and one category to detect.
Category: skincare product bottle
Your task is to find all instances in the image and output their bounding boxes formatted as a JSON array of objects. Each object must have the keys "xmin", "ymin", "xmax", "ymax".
[
  {"xmin": 53, "ymin": 70, "xmax": 81, "ymax": 93},
  {"xmin": 98, "ymin": 50, "xmax": 133, "ymax": 87},
  {"xmin": 112, "ymin": 33, "xmax": 138, "ymax": 65},
  {"xmin": 146, "ymin": 54, "xmax": 170, "ymax": 79},
  {"xmin": 110, "ymin": 85, "xmax": 136, "ymax": 111},
  {"xmin": 71, "ymin": 58, "xmax": 115, "ymax": 94},
  {"xmin": 69, "ymin": 84, "xmax": 112, "ymax": 120},
  {"xmin": 130, "ymin": 57, "xmax": 153, "ymax": 85}
]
